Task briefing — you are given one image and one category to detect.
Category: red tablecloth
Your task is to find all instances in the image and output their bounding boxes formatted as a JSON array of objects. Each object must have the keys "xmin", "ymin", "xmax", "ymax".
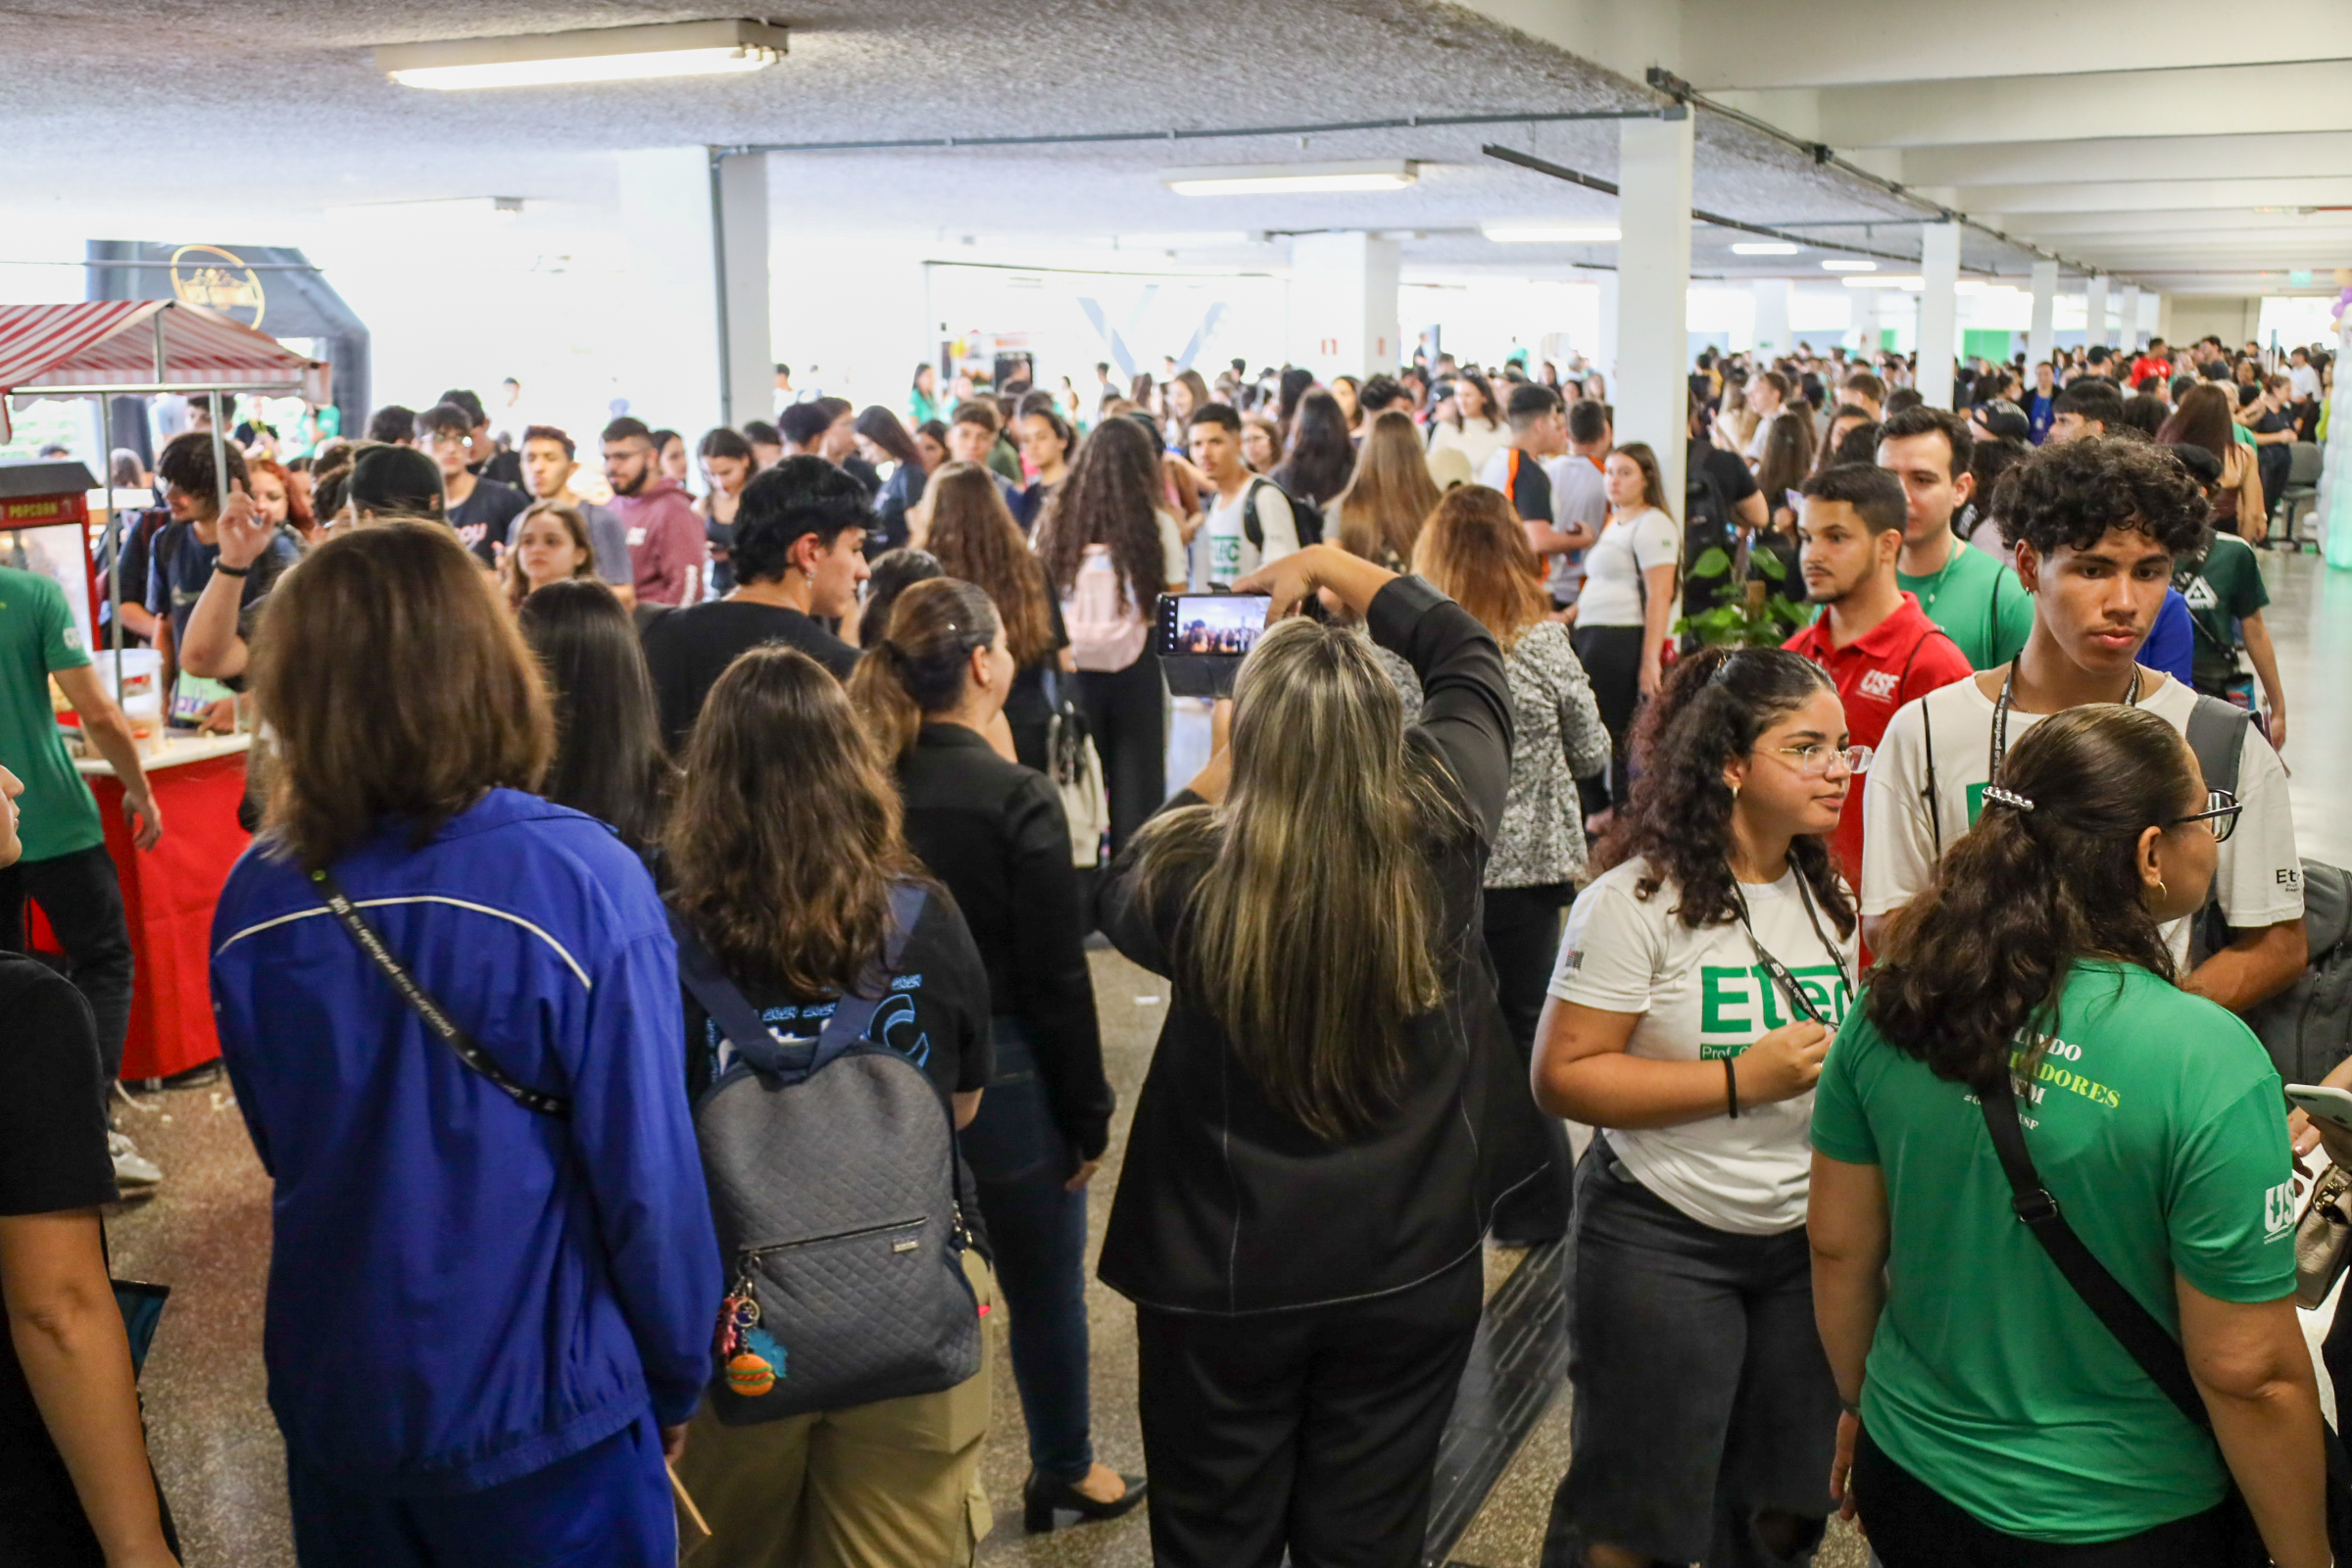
[{"xmin": 29, "ymin": 751, "xmax": 250, "ymax": 1081}]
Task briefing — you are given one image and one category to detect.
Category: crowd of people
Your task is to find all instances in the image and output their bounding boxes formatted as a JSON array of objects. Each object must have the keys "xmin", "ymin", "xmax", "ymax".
[{"xmin": 0, "ymin": 318, "xmax": 2340, "ymax": 1568}]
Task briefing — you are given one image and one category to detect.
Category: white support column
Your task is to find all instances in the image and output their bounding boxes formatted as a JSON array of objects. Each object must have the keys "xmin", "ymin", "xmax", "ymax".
[
  {"xmin": 1917, "ymin": 221, "xmax": 1960, "ymax": 408},
  {"xmin": 2156, "ymin": 293, "xmax": 2176, "ymax": 347},
  {"xmin": 1592, "ymin": 271, "xmax": 1620, "ymax": 388},
  {"xmin": 1751, "ymin": 277, "xmax": 1791, "ymax": 359},
  {"xmin": 2027, "ymin": 260, "xmax": 2058, "ymax": 372},
  {"xmin": 1287, "ymin": 231, "xmax": 1402, "ymax": 383},
  {"xmin": 714, "ymin": 151, "xmax": 771, "ymax": 428},
  {"xmin": 2116, "ymin": 285, "xmax": 2142, "ymax": 354},
  {"xmin": 2084, "ymin": 274, "xmax": 2110, "ymax": 352},
  {"xmin": 1615, "ymin": 110, "xmax": 1695, "ymax": 508},
  {"xmin": 615, "ymin": 146, "xmax": 764, "ymax": 442}
]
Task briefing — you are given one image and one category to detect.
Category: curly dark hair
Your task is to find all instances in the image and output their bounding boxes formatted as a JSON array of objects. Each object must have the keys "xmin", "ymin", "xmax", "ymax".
[
  {"xmin": 1996, "ymin": 434, "xmax": 2208, "ymax": 562},
  {"xmin": 1033, "ymin": 414, "xmax": 1168, "ymax": 612},
  {"xmin": 1867, "ymin": 705, "xmax": 2190, "ymax": 1088},
  {"xmin": 1594, "ymin": 646, "xmax": 1853, "ymax": 937}
]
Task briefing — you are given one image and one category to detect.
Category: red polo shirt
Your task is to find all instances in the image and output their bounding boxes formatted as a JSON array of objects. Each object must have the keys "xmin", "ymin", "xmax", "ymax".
[{"xmin": 1784, "ymin": 592, "xmax": 1973, "ymax": 892}]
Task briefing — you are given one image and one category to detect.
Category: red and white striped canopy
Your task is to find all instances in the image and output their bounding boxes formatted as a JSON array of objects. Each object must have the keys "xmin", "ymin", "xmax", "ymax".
[{"xmin": 0, "ymin": 300, "xmax": 330, "ymax": 439}]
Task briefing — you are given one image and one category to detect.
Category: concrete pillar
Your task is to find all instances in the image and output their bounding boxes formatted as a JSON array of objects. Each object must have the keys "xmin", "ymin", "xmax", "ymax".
[
  {"xmin": 615, "ymin": 147, "xmax": 771, "ymax": 441},
  {"xmin": 1287, "ymin": 231, "xmax": 1402, "ymax": 383},
  {"xmin": 2156, "ymin": 292, "xmax": 2176, "ymax": 346},
  {"xmin": 2028, "ymin": 261, "xmax": 2058, "ymax": 373},
  {"xmin": 1751, "ymin": 277, "xmax": 1791, "ymax": 360},
  {"xmin": 2084, "ymin": 274, "xmax": 2110, "ymax": 352},
  {"xmin": 2116, "ymin": 285, "xmax": 2142, "ymax": 355},
  {"xmin": 1592, "ymin": 271, "xmax": 1620, "ymax": 388},
  {"xmin": 1917, "ymin": 222, "xmax": 1960, "ymax": 408},
  {"xmin": 1615, "ymin": 110, "xmax": 1695, "ymax": 508}
]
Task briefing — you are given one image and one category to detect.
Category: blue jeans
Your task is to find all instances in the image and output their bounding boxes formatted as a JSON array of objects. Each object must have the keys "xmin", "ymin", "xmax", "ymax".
[
  {"xmin": 959, "ymin": 1018, "xmax": 1095, "ymax": 1480},
  {"xmin": 286, "ymin": 1412, "xmax": 674, "ymax": 1568}
]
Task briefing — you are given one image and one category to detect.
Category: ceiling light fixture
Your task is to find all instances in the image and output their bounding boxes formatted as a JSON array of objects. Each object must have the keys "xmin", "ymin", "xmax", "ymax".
[
  {"xmin": 1821, "ymin": 259, "xmax": 1878, "ymax": 272},
  {"xmin": 1482, "ymin": 222, "xmax": 1620, "ymax": 243},
  {"xmin": 1842, "ymin": 274, "xmax": 1924, "ymax": 290},
  {"xmin": 1730, "ymin": 241, "xmax": 1800, "ymax": 256},
  {"xmin": 376, "ymin": 20, "xmax": 786, "ymax": 90},
  {"xmin": 1163, "ymin": 161, "xmax": 1418, "ymax": 196}
]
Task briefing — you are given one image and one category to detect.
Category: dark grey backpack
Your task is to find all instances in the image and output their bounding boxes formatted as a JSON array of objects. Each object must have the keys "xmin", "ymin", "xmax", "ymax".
[
  {"xmin": 672, "ymin": 886, "xmax": 982, "ymax": 1424},
  {"xmin": 2184, "ymin": 697, "xmax": 2352, "ymax": 1085}
]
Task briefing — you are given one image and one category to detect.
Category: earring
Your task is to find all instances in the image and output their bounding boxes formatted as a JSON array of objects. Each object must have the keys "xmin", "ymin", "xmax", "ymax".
[{"xmin": 2156, "ymin": 878, "xmax": 2169, "ymax": 901}]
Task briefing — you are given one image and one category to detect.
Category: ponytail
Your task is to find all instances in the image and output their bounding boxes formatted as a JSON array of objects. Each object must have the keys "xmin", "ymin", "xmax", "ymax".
[
  {"xmin": 1868, "ymin": 704, "xmax": 2192, "ymax": 1087},
  {"xmin": 845, "ymin": 577, "xmax": 1002, "ymax": 762}
]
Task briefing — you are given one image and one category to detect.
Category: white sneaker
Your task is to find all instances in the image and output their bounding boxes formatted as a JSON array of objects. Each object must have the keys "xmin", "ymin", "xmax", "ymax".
[{"xmin": 109, "ymin": 1131, "xmax": 164, "ymax": 1190}]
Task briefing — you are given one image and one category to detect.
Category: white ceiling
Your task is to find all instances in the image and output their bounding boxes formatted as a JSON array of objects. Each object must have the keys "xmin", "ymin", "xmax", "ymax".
[{"xmin": 0, "ymin": 0, "xmax": 2336, "ymax": 296}]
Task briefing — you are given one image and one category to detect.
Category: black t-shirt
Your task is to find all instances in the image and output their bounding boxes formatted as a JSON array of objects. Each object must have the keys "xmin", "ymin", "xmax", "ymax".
[
  {"xmin": 639, "ymin": 599, "xmax": 862, "ymax": 751},
  {"xmin": 145, "ymin": 519, "xmax": 300, "ymax": 655},
  {"xmin": 1003, "ymin": 596, "xmax": 1069, "ymax": 760},
  {"xmin": 0, "ymin": 956, "xmax": 118, "ymax": 1540},
  {"xmin": 471, "ymin": 450, "xmax": 526, "ymax": 490},
  {"xmin": 447, "ymin": 478, "xmax": 530, "ymax": 567},
  {"xmin": 680, "ymin": 883, "xmax": 993, "ymax": 1106},
  {"xmin": 1684, "ymin": 441, "xmax": 1764, "ymax": 620},
  {"xmin": 1500, "ymin": 448, "xmax": 1554, "ymax": 524}
]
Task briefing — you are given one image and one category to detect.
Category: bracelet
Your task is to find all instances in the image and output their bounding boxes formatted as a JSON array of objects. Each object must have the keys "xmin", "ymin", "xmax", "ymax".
[
  {"xmin": 1724, "ymin": 1056, "xmax": 1740, "ymax": 1119},
  {"xmin": 214, "ymin": 563, "xmax": 251, "ymax": 578}
]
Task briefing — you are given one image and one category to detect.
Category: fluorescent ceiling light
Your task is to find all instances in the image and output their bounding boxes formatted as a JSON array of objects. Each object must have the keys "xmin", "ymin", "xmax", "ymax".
[
  {"xmin": 1843, "ymin": 274, "xmax": 1924, "ymax": 290},
  {"xmin": 1730, "ymin": 241, "xmax": 1800, "ymax": 256},
  {"xmin": 1482, "ymin": 222, "xmax": 1620, "ymax": 243},
  {"xmin": 1111, "ymin": 231, "xmax": 1252, "ymax": 249},
  {"xmin": 377, "ymin": 20, "xmax": 786, "ymax": 90},
  {"xmin": 1163, "ymin": 161, "xmax": 1417, "ymax": 196},
  {"xmin": 1821, "ymin": 259, "xmax": 1878, "ymax": 272}
]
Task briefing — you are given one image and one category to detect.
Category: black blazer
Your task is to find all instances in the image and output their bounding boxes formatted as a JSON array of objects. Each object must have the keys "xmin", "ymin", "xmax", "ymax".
[
  {"xmin": 897, "ymin": 723, "xmax": 1113, "ymax": 1160},
  {"xmin": 1097, "ymin": 575, "xmax": 1532, "ymax": 1314}
]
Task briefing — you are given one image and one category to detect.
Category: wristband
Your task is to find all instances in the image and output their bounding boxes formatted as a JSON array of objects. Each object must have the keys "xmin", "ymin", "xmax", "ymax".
[
  {"xmin": 1724, "ymin": 1056, "xmax": 1740, "ymax": 1119},
  {"xmin": 215, "ymin": 563, "xmax": 252, "ymax": 578}
]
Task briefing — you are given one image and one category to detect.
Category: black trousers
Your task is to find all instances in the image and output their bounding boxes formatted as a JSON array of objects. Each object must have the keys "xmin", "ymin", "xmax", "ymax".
[
  {"xmin": 1484, "ymin": 883, "xmax": 1575, "ymax": 1242},
  {"xmin": 1075, "ymin": 650, "xmax": 1165, "ymax": 858},
  {"xmin": 1572, "ymin": 623, "xmax": 1644, "ymax": 813},
  {"xmin": 1854, "ymin": 1428, "xmax": 2231, "ymax": 1566},
  {"xmin": 0, "ymin": 843, "xmax": 133, "ymax": 1109},
  {"xmin": 2258, "ymin": 442, "xmax": 2292, "ymax": 536},
  {"xmin": 1134, "ymin": 1255, "xmax": 1484, "ymax": 1568}
]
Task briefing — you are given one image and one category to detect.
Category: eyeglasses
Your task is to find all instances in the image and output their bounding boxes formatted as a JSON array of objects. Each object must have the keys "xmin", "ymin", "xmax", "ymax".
[
  {"xmin": 2170, "ymin": 787, "xmax": 2240, "ymax": 843},
  {"xmin": 1767, "ymin": 743, "xmax": 1874, "ymax": 777}
]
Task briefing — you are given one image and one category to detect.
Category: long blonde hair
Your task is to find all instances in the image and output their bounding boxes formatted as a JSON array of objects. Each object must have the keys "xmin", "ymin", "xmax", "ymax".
[
  {"xmin": 1330, "ymin": 409, "xmax": 1443, "ymax": 568},
  {"xmin": 1411, "ymin": 484, "xmax": 1549, "ymax": 652},
  {"xmin": 1130, "ymin": 618, "xmax": 1468, "ymax": 1142}
]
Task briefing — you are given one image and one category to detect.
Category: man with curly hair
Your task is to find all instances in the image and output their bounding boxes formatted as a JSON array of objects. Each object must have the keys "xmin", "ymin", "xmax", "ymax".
[{"xmin": 1861, "ymin": 435, "xmax": 2306, "ymax": 1013}]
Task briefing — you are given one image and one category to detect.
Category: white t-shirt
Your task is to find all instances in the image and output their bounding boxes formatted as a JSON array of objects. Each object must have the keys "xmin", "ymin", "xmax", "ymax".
[
  {"xmin": 1192, "ymin": 477, "xmax": 1297, "ymax": 589},
  {"xmin": 1860, "ymin": 672, "xmax": 2305, "ymax": 963},
  {"xmin": 1575, "ymin": 507, "xmax": 1678, "ymax": 627},
  {"xmin": 1428, "ymin": 417, "xmax": 1509, "ymax": 474},
  {"xmin": 1152, "ymin": 508, "xmax": 1189, "ymax": 591},
  {"xmin": 1545, "ymin": 453, "xmax": 1608, "ymax": 605},
  {"xmin": 2290, "ymin": 364, "xmax": 2323, "ymax": 401},
  {"xmin": 1550, "ymin": 858, "xmax": 1858, "ymax": 1235}
]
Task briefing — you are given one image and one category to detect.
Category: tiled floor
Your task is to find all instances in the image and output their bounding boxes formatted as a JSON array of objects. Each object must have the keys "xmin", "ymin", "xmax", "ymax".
[{"xmin": 102, "ymin": 550, "xmax": 2345, "ymax": 1566}]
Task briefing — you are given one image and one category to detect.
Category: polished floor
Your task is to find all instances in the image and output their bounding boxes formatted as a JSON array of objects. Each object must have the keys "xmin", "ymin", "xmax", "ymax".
[{"xmin": 102, "ymin": 550, "xmax": 2345, "ymax": 1567}]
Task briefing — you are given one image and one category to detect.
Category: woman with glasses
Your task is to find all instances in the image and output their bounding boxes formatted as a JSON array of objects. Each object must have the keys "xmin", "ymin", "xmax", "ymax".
[
  {"xmin": 1533, "ymin": 646, "xmax": 1858, "ymax": 1568},
  {"xmin": 1809, "ymin": 704, "xmax": 2325, "ymax": 1566}
]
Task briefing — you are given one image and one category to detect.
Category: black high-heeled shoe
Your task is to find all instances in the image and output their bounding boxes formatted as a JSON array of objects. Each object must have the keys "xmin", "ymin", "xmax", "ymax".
[{"xmin": 1022, "ymin": 1467, "xmax": 1148, "ymax": 1533}]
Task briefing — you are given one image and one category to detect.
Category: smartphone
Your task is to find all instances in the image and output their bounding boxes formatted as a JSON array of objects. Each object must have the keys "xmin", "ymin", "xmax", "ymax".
[
  {"xmin": 2287, "ymin": 1084, "xmax": 2352, "ymax": 1134},
  {"xmin": 1155, "ymin": 592, "xmax": 1273, "ymax": 698}
]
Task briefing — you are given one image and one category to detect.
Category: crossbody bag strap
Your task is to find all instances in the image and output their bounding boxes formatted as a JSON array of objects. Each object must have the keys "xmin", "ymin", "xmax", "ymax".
[
  {"xmin": 1978, "ymin": 1072, "xmax": 2208, "ymax": 1427},
  {"xmin": 1920, "ymin": 688, "xmax": 1943, "ymax": 859},
  {"xmin": 309, "ymin": 868, "xmax": 570, "ymax": 1119}
]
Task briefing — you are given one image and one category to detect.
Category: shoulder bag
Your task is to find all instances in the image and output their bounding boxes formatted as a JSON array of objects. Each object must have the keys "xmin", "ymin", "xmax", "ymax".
[{"xmin": 1979, "ymin": 1072, "xmax": 2351, "ymax": 1562}]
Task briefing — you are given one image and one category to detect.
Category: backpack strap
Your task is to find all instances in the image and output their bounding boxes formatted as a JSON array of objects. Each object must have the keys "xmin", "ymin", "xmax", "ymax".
[
  {"xmin": 1920, "ymin": 686, "xmax": 1943, "ymax": 860},
  {"xmin": 2183, "ymin": 693, "xmax": 2257, "ymax": 964},
  {"xmin": 1242, "ymin": 476, "xmax": 1266, "ymax": 553},
  {"xmin": 669, "ymin": 883, "xmax": 929, "ymax": 1080}
]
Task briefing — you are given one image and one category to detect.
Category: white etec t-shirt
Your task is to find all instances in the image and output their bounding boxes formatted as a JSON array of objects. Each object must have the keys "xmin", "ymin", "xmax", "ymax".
[
  {"xmin": 1575, "ymin": 507, "xmax": 1678, "ymax": 627},
  {"xmin": 1549, "ymin": 858, "xmax": 1858, "ymax": 1235},
  {"xmin": 1860, "ymin": 671, "xmax": 2305, "ymax": 962},
  {"xmin": 1192, "ymin": 478, "xmax": 1298, "ymax": 589}
]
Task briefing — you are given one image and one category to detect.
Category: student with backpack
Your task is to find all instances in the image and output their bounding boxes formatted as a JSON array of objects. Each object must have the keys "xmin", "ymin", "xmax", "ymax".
[
  {"xmin": 850, "ymin": 579, "xmax": 1141, "ymax": 1535},
  {"xmin": 663, "ymin": 643, "xmax": 999, "ymax": 1568},
  {"xmin": 1033, "ymin": 416, "xmax": 1189, "ymax": 856},
  {"xmin": 1186, "ymin": 403, "xmax": 1302, "ymax": 588}
]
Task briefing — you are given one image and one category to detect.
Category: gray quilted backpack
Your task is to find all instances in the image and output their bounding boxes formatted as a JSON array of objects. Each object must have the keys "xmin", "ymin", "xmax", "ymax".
[{"xmin": 670, "ymin": 885, "xmax": 982, "ymax": 1424}]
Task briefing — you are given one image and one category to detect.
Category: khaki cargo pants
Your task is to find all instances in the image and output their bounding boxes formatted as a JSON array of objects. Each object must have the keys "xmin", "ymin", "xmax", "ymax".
[{"xmin": 676, "ymin": 1252, "xmax": 997, "ymax": 1568}]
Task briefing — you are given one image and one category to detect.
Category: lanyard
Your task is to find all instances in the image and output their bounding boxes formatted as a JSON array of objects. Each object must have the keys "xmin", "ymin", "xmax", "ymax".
[
  {"xmin": 1988, "ymin": 663, "xmax": 2140, "ymax": 785},
  {"xmin": 1731, "ymin": 869, "xmax": 1853, "ymax": 1029}
]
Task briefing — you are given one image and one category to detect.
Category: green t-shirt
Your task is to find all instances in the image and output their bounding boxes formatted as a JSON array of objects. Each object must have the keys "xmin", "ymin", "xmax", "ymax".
[
  {"xmin": 0, "ymin": 567, "xmax": 103, "ymax": 863},
  {"xmin": 2175, "ymin": 531, "xmax": 2270, "ymax": 692},
  {"xmin": 1812, "ymin": 960, "xmax": 2295, "ymax": 1544},
  {"xmin": 1896, "ymin": 540, "xmax": 2034, "ymax": 670}
]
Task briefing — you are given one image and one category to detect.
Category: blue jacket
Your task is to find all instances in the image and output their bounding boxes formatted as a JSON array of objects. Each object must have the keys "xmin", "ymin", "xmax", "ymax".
[
  {"xmin": 2145, "ymin": 587, "xmax": 2195, "ymax": 688},
  {"xmin": 211, "ymin": 790, "xmax": 719, "ymax": 1495}
]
